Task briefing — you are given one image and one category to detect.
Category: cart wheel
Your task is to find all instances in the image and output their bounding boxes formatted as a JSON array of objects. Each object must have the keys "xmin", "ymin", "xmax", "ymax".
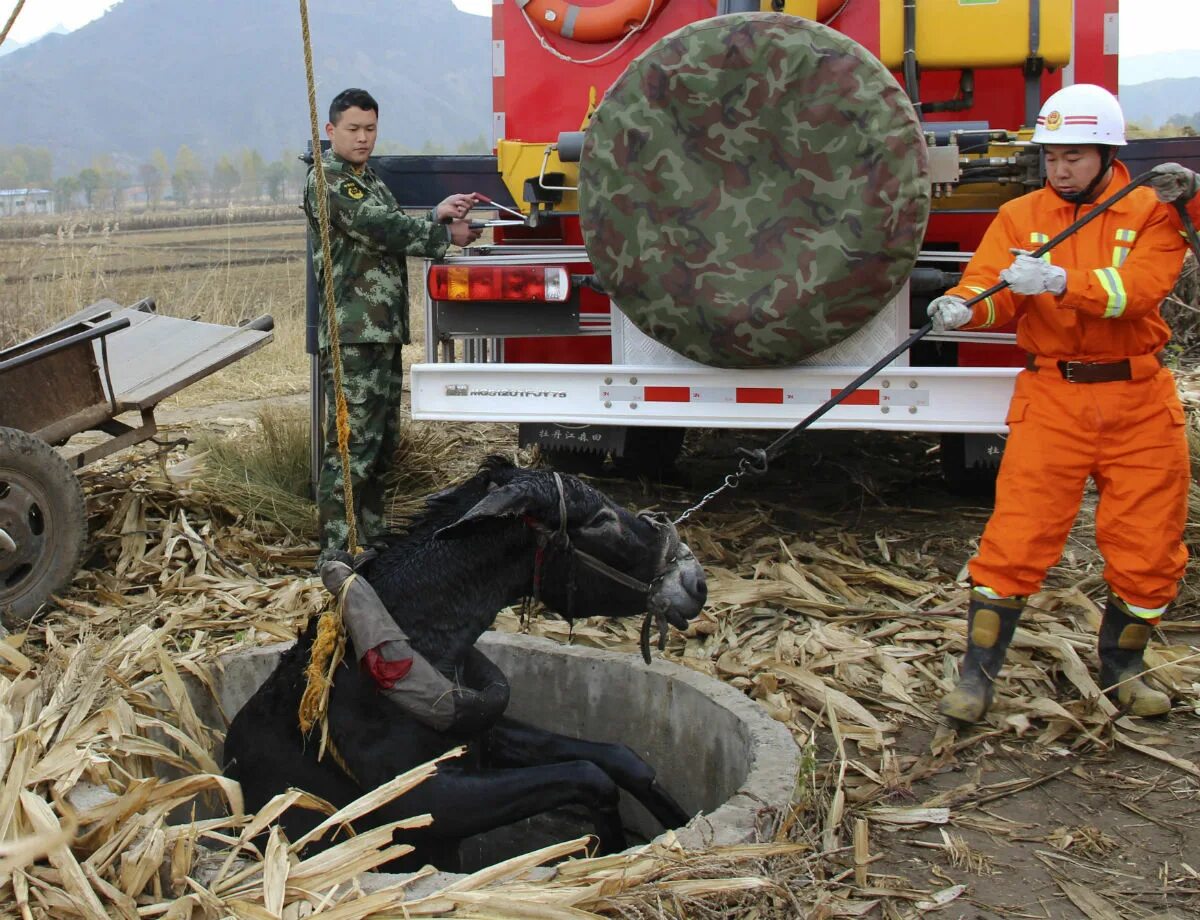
[{"xmin": 0, "ymin": 427, "xmax": 87, "ymax": 628}]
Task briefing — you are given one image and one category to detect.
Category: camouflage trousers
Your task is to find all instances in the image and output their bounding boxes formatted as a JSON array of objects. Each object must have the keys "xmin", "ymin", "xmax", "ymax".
[{"xmin": 318, "ymin": 344, "xmax": 404, "ymax": 554}]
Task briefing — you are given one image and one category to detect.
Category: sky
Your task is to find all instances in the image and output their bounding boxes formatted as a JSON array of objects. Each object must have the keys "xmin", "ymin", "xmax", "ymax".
[{"xmin": 3, "ymin": 0, "xmax": 1197, "ymax": 59}]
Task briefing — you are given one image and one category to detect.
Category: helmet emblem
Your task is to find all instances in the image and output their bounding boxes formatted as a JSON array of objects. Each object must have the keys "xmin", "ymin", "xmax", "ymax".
[{"xmin": 1045, "ymin": 110, "xmax": 1063, "ymax": 131}]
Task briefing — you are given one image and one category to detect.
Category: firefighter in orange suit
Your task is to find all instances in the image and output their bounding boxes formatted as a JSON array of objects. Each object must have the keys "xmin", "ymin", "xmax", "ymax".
[{"xmin": 927, "ymin": 84, "xmax": 1191, "ymax": 723}]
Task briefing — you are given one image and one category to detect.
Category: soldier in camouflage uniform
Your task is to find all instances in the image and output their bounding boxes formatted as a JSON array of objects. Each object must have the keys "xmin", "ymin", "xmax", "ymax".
[{"xmin": 306, "ymin": 88, "xmax": 480, "ymax": 556}]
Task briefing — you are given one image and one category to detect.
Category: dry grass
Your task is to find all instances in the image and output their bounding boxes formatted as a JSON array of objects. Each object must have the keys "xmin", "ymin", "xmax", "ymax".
[
  {"xmin": 0, "ymin": 219, "xmax": 307, "ymax": 332},
  {"xmin": 0, "ymin": 430, "xmax": 1191, "ymax": 917},
  {"xmin": 0, "ymin": 211, "xmax": 454, "ymax": 408},
  {"xmin": 0, "ymin": 205, "xmax": 300, "ymax": 240},
  {"xmin": 1165, "ymin": 254, "xmax": 1200, "ymax": 364},
  {"xmin": 1174, "ymin": 370, "xmax": 1200, "ymax": 607},
  {"xmin": 193, "ymin": 407, "xmax": 317, "ymax": 540},
  {"xmin": 0, "ymin": 216, "xmax": 311, "ymax": 406},
  {"xmin": 187, "ymin": 405, "xmax": 510, "ymax": 541}
]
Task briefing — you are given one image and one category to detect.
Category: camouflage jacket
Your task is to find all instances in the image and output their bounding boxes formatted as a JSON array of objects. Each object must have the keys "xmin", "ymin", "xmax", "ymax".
[{"xmin": 305, "ymin": 151, "xmax": 450, "ymax": 348}]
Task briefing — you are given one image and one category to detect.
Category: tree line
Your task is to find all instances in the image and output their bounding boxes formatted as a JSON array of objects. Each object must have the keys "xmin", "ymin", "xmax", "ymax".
[
  {"xmin": 0, "ymin": 134, "xmax": 490, "ymax": 213},
  {"xmin": 1125, "ymin": 118, "xmax": 1199, "ymax": 139}
]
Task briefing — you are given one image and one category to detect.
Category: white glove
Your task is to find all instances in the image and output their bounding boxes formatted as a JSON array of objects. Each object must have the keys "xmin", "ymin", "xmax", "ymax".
[
  {"xmin": 1000, "ymin": 251, "xmax": 1067, "ymax": 296},
  {"xmin": 1149, "ymin": 162, "xmax": 1198, "ymax": 204},
  {"xmin": 927, "ymin": 295, "xmax": 972, "ymax": 332}
]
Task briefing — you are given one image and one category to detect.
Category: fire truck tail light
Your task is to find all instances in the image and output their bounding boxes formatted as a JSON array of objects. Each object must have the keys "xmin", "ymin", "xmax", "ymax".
[
  {"xmin": 543, "ymin": 267, "xmax": 568, "ymax": 301},
  {"xmin": 428, "ymin": 265, "xmax": 571, "ymax": 303}
]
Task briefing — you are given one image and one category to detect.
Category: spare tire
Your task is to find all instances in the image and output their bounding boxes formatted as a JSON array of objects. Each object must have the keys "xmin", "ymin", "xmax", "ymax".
[
  {"xmin": 0, "ymin": 427, "xmax": 87, "ymax": 628},
  {"xmin": 580, "ymin": 13, "xmax": 930, "ymax": 368}
]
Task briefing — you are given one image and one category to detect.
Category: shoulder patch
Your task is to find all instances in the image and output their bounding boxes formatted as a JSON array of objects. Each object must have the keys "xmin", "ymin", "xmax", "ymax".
[{"xmin": 342, "ymin": 179, "xmax": 365, "ymax": 200}]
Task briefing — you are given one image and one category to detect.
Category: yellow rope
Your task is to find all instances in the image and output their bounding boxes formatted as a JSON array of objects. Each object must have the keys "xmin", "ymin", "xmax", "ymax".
[
  {"xmin": 0, "ymin": 0, "xmax": 27, "ymax": 49},
  {"xmin": 297, "ymin": 607, "xmax": 346, "ymax": 735},
  {"xmin": 297, "ymin": 574, "xmax": 356, "ymax": 757},
  {"xmin": 297, "ymin": 0, "xmax": 362, "ymax": 747},
  {"xmin": 325, "ymin": 734, "xmax": 359, "ymax": 784},
  {"xmin": 298, "ymin": 0, "xmax": 359, "ymax": 556}
]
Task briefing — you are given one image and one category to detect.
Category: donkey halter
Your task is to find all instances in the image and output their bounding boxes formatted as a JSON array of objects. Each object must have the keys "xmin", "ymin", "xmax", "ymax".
[{"xmin": 527, "ymin": 473, "xmax": 683, "ymax": 662}]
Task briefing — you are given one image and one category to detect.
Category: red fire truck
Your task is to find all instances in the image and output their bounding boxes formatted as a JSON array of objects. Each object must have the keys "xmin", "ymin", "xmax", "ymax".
[{"xmin": 308, "ymin": 0, "xmax": 1199, "ymax": 484}]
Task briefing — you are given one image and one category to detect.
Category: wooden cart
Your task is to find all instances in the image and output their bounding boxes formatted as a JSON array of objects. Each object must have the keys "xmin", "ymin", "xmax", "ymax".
[{"xmin": 0, "ymin": 298, "xmax": 274, "ymax": 626}]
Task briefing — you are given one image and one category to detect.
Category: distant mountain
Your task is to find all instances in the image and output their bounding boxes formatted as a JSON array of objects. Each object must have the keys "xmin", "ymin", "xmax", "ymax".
[
  {"xmin": 0, "ymin": 23, "xmax": 70, "ymax": 58},
  {"xmin": 0, "ymin": 0, "xmax": 492, "ymax": 173},
  {"xmin": 1120, "ymin": 50, "xmax": 1200, "ymax": 86},
  {"xmin": 13, "ymin": 1, "xmax": 1191, "ymax": 174},
  {"xmin": 1120, "ymin": 77, "xmax": 1200, "ymax": 130}
]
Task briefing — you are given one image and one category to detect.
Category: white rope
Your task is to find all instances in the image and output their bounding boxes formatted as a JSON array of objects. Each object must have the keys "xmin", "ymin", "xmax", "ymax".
[
  {"xmin": 826, "ymin": 0, "xmax": 854, "ymax": 25},
  {"xmin": 519, "ymin": 0, "xmax": 658, "ymax": 66}
]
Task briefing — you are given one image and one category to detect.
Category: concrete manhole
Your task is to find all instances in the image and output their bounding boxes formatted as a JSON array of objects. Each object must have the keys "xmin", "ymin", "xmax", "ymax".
[{"xmin": 179, "ymin": 631, "xmax": 801, "ymax": 891}]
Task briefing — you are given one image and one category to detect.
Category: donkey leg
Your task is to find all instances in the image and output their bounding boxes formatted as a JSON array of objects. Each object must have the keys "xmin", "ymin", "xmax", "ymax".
[
  {"xmin": 482, "ymin": 718, "xmax": 690, "ymax": 830},
  {"xmin": 403, "ymin": 762, "xmax": 627, "ymax": 857}
]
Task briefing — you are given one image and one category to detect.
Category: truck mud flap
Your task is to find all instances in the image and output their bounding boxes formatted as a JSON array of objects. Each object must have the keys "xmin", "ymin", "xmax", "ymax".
[{"xmin": 519, "ymin": 423, "xmax": 625, "ymax": 456}]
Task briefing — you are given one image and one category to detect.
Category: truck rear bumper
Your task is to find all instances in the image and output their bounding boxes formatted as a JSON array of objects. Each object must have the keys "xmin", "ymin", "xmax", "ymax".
[{"xmin": 411, "ymin": 363, "xmax": 1020, "ymax": 434}]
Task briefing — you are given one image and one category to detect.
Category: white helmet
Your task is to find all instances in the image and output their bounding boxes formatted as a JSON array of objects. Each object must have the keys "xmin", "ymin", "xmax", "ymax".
[{"xmin": 1032, "ymin": 83, "xmax": 1126, "ymax": 146}]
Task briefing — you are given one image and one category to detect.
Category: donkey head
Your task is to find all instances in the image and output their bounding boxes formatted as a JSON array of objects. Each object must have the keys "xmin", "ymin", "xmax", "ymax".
[{"xmin": 435, "ymin": 465, "xmax": 706, "ymax": 630}]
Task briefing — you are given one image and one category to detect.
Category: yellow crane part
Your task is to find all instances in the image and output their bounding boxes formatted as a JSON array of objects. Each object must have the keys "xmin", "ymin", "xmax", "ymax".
[
  {"xmin": 496, "ymin": 140, "xmax": 581, "ymax": 215},
  {"xmin": 879, "ymin": 0, "xmax": 1072, "ymax": 71}
]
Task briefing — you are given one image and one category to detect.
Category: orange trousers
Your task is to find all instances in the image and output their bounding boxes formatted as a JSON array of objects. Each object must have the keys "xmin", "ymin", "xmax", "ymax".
[{"xmin": 968, "ymin": 368, "xmax": 1190, "ymax": 608}]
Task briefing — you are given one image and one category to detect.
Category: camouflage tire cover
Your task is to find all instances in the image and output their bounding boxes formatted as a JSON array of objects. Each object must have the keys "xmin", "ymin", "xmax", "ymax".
[{"xmin": 579, "ymin": 13, "xmax": 930, "ymax": 368}]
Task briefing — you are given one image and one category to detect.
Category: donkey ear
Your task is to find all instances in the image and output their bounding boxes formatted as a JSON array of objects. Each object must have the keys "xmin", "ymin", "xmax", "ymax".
[{"xmin": 434, "ymin": 482, "xmax": 540, "ymax": 540}]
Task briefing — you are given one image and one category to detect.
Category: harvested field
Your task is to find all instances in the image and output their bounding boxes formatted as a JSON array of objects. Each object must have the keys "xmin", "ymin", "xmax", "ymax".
[
  {"xmin": 0, "ymin": 218, "xmax": 311, "ymax": 405},
  {"xmin": 0, "ymin": 205, "xmax": 302, "ymax": 241},
  {"xmin": 0, "ymin": 221, "xmax": 1198, "ymax": 918}
]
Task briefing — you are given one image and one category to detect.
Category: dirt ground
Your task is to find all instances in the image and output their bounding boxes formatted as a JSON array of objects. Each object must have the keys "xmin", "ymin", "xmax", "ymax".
[
  {"xmin": 134, "ymin": 396, "xmax": 1200, "ymax": 919},
  {"xmin": 877, "ymin": 728, "xmax": 1200, "ymax": 919},
  {"xmin": 668, "ymin": 427, "xmax": 1200, "ymax": 919}
]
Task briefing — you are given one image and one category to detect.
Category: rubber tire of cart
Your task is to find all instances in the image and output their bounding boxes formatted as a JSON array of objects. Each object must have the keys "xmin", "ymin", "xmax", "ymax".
[
  {"xmin": 0, "ymin": 427, "xmax": 87, "ymax": 629},
  {"xmin": 938, "ymin": 433, "xmax": 998, "ymax": 500},
  {"xmin": 609, "ymin": 427, "xmax": 686, "ymax": 481}
]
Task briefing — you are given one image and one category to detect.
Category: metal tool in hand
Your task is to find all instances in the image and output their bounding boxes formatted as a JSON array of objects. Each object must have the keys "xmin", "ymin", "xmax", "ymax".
[
  {"xmin": 674, "ymin": 170, "xmax": 1181, "ymax": 525},
  {"xmin": 468, "ymin": 220, "xmax": 526, "ymax": 229},
  {"xmin": 472, "ymin": 192, "xmax": 528, "ymax": 221}
]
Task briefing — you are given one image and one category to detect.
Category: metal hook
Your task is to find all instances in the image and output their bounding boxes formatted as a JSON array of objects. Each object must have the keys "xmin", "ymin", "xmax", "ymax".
[{"xmin": 735, "ymin": 447, "xmax": 769, "ymax": 477}]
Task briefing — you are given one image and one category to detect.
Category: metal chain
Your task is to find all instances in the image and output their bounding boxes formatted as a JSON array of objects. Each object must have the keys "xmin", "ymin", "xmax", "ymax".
[{"xmin": 674, "ymin": 464, "xmax": 753, "ymax": 525}]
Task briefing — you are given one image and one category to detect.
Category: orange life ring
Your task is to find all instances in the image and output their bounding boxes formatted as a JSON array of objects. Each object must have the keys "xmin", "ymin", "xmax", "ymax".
[
  {"xmin": 523, "ymin": 1, "xmax": 850, "ymax": 45},
  {"xmin": 519, "ymin": 0, "xmax": 660, "ymax": 44}
]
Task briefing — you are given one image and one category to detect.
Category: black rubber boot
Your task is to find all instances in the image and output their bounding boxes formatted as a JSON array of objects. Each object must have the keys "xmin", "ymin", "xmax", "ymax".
[
  {"xmin": 1098, "ymin": 594, "xmax": 1170, "ymax": 717},
  {"xmin": 939, "ymin": 589, "xmax": 1024, "ymax": 724}
]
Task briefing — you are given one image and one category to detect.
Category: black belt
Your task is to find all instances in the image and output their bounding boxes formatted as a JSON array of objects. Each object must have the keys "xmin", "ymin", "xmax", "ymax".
[{"xmin": 1024, "ymin": 353, "xmax": 1163, "ymax": 383}]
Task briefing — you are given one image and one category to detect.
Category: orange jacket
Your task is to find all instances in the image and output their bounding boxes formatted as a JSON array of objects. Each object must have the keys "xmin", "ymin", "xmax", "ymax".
[{"xmin": 949, "ymin": 161, "xmax": 1187, "ymax": 361}]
